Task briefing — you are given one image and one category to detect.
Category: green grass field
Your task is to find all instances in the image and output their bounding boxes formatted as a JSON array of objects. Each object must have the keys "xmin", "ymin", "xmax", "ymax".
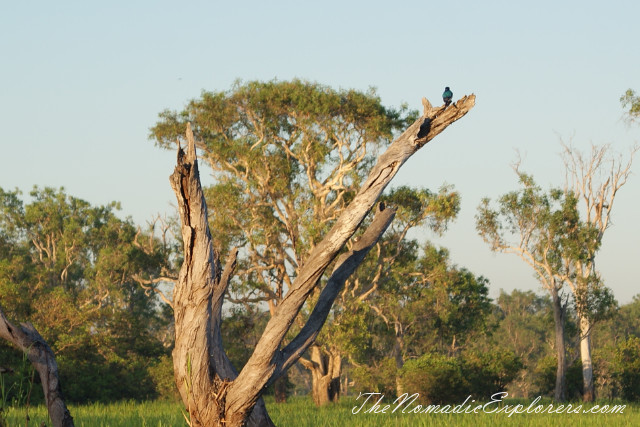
[{"xmin": 3, "ymin": 397, "xmax": 638, "ymax": 427}]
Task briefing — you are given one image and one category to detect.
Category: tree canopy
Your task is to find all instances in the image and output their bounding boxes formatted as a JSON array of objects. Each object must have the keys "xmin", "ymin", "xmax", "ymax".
[
  {"xmin": 0, "ymin": 187, "xmax": 175, "ymax": 403},
  {"xmin": 151, "ymin": 80, "xmax": 417, "ymax": 311}
]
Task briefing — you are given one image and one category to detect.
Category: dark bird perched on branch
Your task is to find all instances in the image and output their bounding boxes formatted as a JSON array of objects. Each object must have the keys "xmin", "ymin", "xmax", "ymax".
[{"xmin": 443, "ymin": 87, "xmax": 453, "ymax": 107}]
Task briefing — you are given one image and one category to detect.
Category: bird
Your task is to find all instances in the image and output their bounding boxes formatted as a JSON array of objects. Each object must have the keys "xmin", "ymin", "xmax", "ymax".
[{"xmin": 443, "ymin": 87, "xmax": 453, "ymax": 107}]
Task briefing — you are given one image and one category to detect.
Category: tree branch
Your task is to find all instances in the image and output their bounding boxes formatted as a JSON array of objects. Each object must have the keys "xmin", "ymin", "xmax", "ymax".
[
  {"xmin": 225, "ymin": 95, "xmax": 475, "ymax": 418},
  {"xmin": 0, "ymin": 307, "xmax": 74, "ymax": 427},
  {"xmin": 277, "ymin": 204, "xmax": 396, "ymax": 376},
  {"xmin": 132, "ymin": 275, "xmax": 176, "ymax": 309}
]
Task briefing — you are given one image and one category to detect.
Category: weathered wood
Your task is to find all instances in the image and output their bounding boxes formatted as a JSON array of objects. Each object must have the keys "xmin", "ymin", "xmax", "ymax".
[
  {"xmin": 0, "ymin": 307, "xmax": 74, "ymax": 427},
  {"xmin": 226, "ymin": 95, "xmax": 475, "ymax": 425},
  {"xmin": 170, "ymin": 95, "xmax": 475, "ymax": 426},
  {"xmin": 279, "ymin": 204, "xmax": 396, "ymax": 375}
]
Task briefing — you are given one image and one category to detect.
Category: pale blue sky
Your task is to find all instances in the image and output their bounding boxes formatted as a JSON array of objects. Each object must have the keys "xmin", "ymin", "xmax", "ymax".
[{"xmin": 1, "ymin": 0, "xmax": 639, "ymax": 303}]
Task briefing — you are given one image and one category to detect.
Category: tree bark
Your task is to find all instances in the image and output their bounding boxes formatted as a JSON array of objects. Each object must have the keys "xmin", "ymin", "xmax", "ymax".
[
  {"xmin": 170, "ymin": 127, "xmax": 272, "ymax": 426},
  {"xmin": 579, "ymin": 315, "xmax": 594, "ymax": 401},
  {"xmin": 301, "ymin": 345, "xmax": 341, "ymax": 406},
  {"xmin": 551, "ymin": 289, "xmax": 567, "ymax": 402},
  {"xmin": 170, "ymin": 95, "xmax": 475, "ymax": 426},
  {"xmin": 0, "ymin": 308, "xmax": 74, "ymax": 427}
]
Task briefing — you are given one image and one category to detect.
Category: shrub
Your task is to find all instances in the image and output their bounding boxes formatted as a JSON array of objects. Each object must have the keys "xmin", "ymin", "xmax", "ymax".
[
  {"xmin": 351, "ymin": 358, "xmax": 397, "ymax": 397},
  {"xmin": 613, "ymin": 336, "xmax": 640, "ymax": 401},
  {"xmin": 400, "ymin": 353, "xmax": 467, "ymax": 404},
  {"xmin": 532, "ymin": 355, "xmax": 583, "ymax": 399},
  {"xmin": 463, "ymin": 349, "xmax": 523, "ymax": 398},
  {"xmin": 148, "ymin": 355, "xmax": 180, "ymax": 401}
]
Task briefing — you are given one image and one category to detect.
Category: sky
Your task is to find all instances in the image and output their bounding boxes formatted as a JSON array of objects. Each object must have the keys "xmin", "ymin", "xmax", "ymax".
[{"xmin": 1, "ymin": 0, "xmax": 639, "ymax": 304}]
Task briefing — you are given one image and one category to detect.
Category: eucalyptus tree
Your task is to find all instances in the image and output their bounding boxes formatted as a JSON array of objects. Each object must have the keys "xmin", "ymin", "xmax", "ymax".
[
  {"xmin": 157, "ymin": 80, "xmax": 476, "ymax": 426},
  {"xmin": 0, "ymin": 187, "xmax": 175, "ymax": 425},
  {"xmin": 151, "ymin": 79, "xmax": 417, "ymax": 401},
  {"xmin": 476, "ymin": 172, "xmax": 590, "ymax": 401},
  {"xmin": 347, "ymin": 239, "xmax": 491, "ymax": 397},
  {"xmin": 151, "ymin": 80, "xmax": 416, "ymax": 314},
  {"xmin": 558, "ymin": 142, "xmax": 636, "ymax": 401}
]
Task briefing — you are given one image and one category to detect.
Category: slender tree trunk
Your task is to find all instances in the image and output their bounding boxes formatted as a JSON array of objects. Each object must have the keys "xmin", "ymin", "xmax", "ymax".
[
  {"xmin": 551, "ymin": 289, "xmax": 567, "ymax": 402},
  {"xmin": 0, "ymin": 309, "xmax": 74, "ymax": 427},
  {"xmin": 579, "ymin": 315, "xmax": 595, "ymax": 401},
  {"xmin": 393, "ymin": 332, "xmax": 404, "ymax": 397}
]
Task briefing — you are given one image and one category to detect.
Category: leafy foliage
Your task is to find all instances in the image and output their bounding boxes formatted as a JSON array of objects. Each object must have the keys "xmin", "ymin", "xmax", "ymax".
[
  {"xmin": 401, "ymin": 353, "xmax": 467, "ymax": 404},
  {"xmin": 0, "ymin": 187, "xmax": 175, "ymax": 403},
  {"xmin": 150, "ymin": 79, "xmax": 416, "ymax": 307},
  {"xmin": 532, "ymin": 356, "xmax": 584, "ymax": 400},
  {"xmin": 399, "ymin": 349, "xmax": 522, "ymax": 404},
  {"xmin": 613, "ymin": 336, "xmax": 640, "ymax": 401},
  {"xmin": 621, "ymin": 89, "xmax": 640, "ymax": 123}
]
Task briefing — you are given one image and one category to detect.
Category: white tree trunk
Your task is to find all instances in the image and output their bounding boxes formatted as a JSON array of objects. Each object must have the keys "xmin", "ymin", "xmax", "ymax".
[
  {"xmin": 579, "ymin": 315, "xmax": 594, "ymax": 401},
  {"xmin": 551, "ymin": 288, "xmax": 567, "ymax": 402}
]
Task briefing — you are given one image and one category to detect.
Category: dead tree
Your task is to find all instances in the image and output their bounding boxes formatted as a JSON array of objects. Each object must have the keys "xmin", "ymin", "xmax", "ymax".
[
  {"xmin": 169, "ymin": 95, "xmax": 476, "ymax": 426},
  {"xmin": 560, "ymin": 142, "xmax": 637, "ymax": 402},
  {"xmin": 0, "ymin": 307, "xmax": 74, "ymax": 427}
]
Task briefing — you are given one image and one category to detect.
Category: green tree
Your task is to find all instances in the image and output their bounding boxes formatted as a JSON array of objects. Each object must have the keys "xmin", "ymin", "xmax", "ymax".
[
  {"xmin": 301, "ymin": 184, "xmax": 461, "ymax": 405},
  {"xmin": 558, "ymin": 142, "xmax": 636, "ymax": 401},
  {"xmin": 591, "ymin": 295, "xmax": 640, "ymax": 398},
  {"xmin": 483, "ymin": 290, "xmax": 554, "ymax": 398},
  {"xmin": 612, "ymin": 336, "xmax": 640, "ymax": 400},
  {"xmin": 476, "ymin": 172, "xmax": 591, "ymax": 401},
  {"xmin": 348, "ymin": 240, "xmax": 491, "ymax": 397},
  {"xmin": 0, "ymin": 187, "xmax": 174, "ymax": 404}
]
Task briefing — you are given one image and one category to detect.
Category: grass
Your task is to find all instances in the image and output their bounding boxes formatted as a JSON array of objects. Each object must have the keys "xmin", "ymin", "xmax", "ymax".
[
  {"xmin": 3, "ymin": 400, "xmax": 184, "ymax": 427},
  {"xmin": 2, "ymin": 396, "xmax": 638, "ymax": 427}
]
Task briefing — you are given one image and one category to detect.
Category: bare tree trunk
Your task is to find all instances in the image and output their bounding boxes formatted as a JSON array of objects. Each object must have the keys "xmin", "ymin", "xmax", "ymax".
[
  {"xmin": 170, "ymin": 127, "xmax": 273, "ymax": 426},
  {"xmin": 170, "ymin": 95, "xmax": 475, "ymax": 426},
  {"xmin": 579, "ymin": 316, "xmax": 594, "ymax": 401},
  {"xmin": 551, "ymin": 289, "xmax": 567, "ymax": 402},
  {"xmin": 0, "ymin": 308, "xmax": 74, "ymax": 427}
]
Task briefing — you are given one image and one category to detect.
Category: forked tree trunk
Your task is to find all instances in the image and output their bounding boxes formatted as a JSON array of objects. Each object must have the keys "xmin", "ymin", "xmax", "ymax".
[
  {"xmin": 0, "ymin": 308, "xmax": 74, "ymax": 427},
  {"xmin": 170, "ymin": 95, "xmax": 475, "ymax": 426},
  {"xmin": 579, "ymin": 316, "xmax": 594, "ymax": 401},
  {"xmin": 551, "ymin": 289, "xmax": 567, "ymax": 402},
  {"xmin": 301, "ymin": 345, "xmax": 341, "ymax": 406}
]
